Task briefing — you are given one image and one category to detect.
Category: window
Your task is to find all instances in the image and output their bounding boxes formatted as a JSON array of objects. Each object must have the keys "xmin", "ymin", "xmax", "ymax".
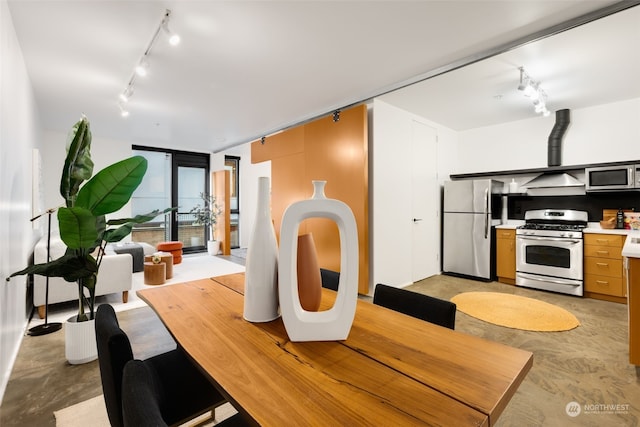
[
  {"xmin": 225, "ymin": 156, "xmax": 240, "ymax": 249},
  {"xmin": 131, "ymin": 146, "xmax": 210, "ymax": 253}
]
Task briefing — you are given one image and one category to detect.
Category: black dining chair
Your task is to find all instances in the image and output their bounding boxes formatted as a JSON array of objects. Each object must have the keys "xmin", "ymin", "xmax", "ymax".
[
  {"xmin": 95, "ymin": 304, "xmax": 230, "ymax": 427},
  {"xmin": 320, "ymin": 268, "xmax": 340, "ymax": 291},
  {"xmin": 373, "ymin": 283, "xmax": 456, "ymax": 330},
  {"xmin": 122, "ymin": 359, "xmax": 247, "ymax": 427}
]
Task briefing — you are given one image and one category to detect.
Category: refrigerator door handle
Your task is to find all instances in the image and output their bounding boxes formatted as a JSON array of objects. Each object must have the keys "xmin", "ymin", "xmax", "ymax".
[{"xmin": 484, "ymin": 188, "xmax": 489, "ymax": 238}]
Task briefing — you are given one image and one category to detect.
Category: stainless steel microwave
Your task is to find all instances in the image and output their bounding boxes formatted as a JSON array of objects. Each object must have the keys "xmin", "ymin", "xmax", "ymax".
[{"xmin": 585, "ymin": 164, "xmax": 640, "ymax": 191}]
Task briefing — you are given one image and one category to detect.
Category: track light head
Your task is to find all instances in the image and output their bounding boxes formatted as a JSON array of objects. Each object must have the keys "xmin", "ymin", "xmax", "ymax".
[
  {"xmin": 118, "ymin": 103, "xmax": 129, "ymax": 117},
  {"xmin": 119, "ymin": 86, "xmax": 134, "ymax": 103},
  {"xmin": 517, "ymin": 67, "xmax": 528, "ymax": 91},
  {"xmin": 135, "ymin": 58, "xmax": 149, "ymax": 77},
  {"xmin": 161, "ymin": 9, "xmax": 180, "ymax": 46},
  {"xmin": 168, "ymin": 33, "xmax": 180, "ymax": 46}
]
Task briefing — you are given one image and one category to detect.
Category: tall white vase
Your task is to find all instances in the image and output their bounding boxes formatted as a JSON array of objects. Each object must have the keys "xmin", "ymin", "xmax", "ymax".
[
  {"xmin": 243, "ymin": 177, "xmax": 280, "ymax": 322},
  {"xmin": 278, "ymin": 180, "xmax": 359, "ymax": 341}
]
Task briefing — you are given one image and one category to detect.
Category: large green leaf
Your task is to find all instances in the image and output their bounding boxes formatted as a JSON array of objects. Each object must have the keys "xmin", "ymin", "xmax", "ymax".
[
  {"xmin": 57, "ymin": 207, "xmax": 99, "ymax": 249},
  {"xmin": 9, "ymin": 253, "xmax": 97, "ymax": 282},
  {"xmin": 75, "ymin": 156, "xmax": 147, "ymax": 215},
  {"xmin": 59, "ymin": 118, "xmax": 94, "ymax": 205},
  {"xmin": 103, "ymin": 208, "xmax": 175, "ymax": 243}
]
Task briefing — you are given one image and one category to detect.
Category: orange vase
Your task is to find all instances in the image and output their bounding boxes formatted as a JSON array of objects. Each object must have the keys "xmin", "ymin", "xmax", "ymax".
[{"xmin": 297, "ymin": 233, "xmax": 322, "ymax": 311}]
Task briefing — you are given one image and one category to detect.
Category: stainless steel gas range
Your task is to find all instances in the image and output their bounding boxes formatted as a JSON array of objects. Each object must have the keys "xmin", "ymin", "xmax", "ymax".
[{"xmin": 515, "ymin": 209, "xmax": 588, "ymax": 296}]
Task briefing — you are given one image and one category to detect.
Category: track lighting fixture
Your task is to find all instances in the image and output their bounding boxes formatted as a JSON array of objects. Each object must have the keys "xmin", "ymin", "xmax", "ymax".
[
  {"xmin": 117, "ymin": 9, "xmax": 179, "ymax": 117},
  {"xmin": 517, "ymin": 67, "xmax": 550, "ymax": 117},
  {"xmin": 333, "ymin": 110, "xmax": 341, "ymax": 122}
]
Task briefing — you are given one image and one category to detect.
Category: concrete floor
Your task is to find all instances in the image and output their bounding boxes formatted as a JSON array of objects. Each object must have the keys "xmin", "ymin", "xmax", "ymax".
[{"xmin": 1, "ymin": 272, "xmax": 639, "ymax": 426}]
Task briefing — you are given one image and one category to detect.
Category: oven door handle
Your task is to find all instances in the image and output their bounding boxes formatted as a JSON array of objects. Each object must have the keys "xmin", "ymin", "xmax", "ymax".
[
  {"xmin": 517, "ymin": 236, "xmax": 582, "ymax": 244},
  {"xmin": 517, "ymin": 272, "xmax": 582, "ymax": 287}
]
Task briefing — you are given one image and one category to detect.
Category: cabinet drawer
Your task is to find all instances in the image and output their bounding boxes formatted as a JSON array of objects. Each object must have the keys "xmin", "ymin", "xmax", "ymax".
[
  {"xmin": 584, "ymin": 257, "xmax": 623, "ymax": 278},
  {"xmin": 584, "ymin": 234, "xmax": 624, "ymax": 247},
  {"xmin": 584, "ymin": 274, "xmax": 625, "ymax": 297},
  {"xmin": 496, "ymin": 229, "xmax": 515, "ymax": 240},
  {"xmin": 584, "ymin": 245, "xmax": 622, "ymax": 259}
]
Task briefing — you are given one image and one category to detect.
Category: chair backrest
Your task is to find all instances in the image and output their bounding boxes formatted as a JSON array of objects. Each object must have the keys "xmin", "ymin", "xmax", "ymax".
[
  {"xmin": 373, "ymin": 284, "xmax": 456, "ymax": 329},
  {"xmin": 320, "ymin": 268, "xmax": 340, "ymax": 291},
  {"xmin": 95, "ymin": 304, "xmax": 134, "ymax": 427},
  {"xmin": 122, "ymin": 360, "xmax": 168, "ymax": 427}
]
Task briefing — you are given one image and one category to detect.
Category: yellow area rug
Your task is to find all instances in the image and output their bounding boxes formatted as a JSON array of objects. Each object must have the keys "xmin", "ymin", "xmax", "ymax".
[{"xmin": 451, "ymin": 292, "xmax": 580, "ymax": 332}]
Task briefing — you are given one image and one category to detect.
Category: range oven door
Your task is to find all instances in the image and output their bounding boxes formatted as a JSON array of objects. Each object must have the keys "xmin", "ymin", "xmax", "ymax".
[{"xmin": 516, "ymin": 235, "xmax": 583, "ymax": 280}]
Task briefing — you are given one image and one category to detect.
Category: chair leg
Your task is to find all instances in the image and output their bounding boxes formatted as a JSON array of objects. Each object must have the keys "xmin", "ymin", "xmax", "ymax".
[
  {"xmin": 122, "ymin": 290, "xmax": 129, "ymax": 303},
  {"xmin": 37, "ymin": 305, "xmax": 45, "ymax": 319}
]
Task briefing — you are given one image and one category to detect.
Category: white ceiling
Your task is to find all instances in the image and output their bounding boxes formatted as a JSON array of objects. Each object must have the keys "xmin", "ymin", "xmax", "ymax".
[
  {"xmin": 379, "ymin": 4, "xmax": 640, "ymax": 131},
  {"xmin": 7, "ymin": 1, "xmax": 639, "ymax": 153}
]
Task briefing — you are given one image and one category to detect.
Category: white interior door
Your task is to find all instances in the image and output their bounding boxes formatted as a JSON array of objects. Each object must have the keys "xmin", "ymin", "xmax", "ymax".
[{"xmin": 411, "ymin": 121, "xmax": 439, "ymax": 282}]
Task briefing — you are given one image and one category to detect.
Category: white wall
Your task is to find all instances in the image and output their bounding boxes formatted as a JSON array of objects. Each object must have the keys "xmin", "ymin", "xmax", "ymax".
[
  {"xmin": 40, "ymin": 129, "xmax": 135, "ymax": 233},
  {"xmin": 371, "ymin": 99, "xmax": 458, "ymax": 289},
  {"xmin": 456, "ymin": 98, "xmax": 640, "ymax": 173},
  {"xmin": 0, "ymin": 1, "xmax": 40, "ymax": 403},
  {"xmin": 371, "ymin": 97, "xmax": 640, "ymax": 293}
]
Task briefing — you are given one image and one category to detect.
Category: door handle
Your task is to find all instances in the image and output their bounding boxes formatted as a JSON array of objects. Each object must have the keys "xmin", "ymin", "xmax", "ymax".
[{"xmin": 413, "ymin": 218, "xmax": 422, "ymax": 222}]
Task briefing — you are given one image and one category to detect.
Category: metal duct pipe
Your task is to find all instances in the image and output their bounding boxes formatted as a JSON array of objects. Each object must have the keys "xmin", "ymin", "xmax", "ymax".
[{"xmin": 548, "ymin": 109, "xmax": 571, "ymax": 167}]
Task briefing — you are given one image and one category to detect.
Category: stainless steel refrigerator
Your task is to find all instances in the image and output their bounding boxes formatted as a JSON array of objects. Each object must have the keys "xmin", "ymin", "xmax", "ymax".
[{"xmin": 442, "ymin": 179, "xmax": 502, "ymax": 280}]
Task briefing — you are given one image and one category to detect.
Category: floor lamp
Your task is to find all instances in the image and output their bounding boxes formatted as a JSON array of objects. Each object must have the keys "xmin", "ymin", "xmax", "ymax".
[{"xmin": 28, "ymin": 208, "xmax": 62, "ymax": 336}]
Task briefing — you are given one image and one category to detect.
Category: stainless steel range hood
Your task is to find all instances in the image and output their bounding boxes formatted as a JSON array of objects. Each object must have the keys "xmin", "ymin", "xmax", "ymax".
[{"xmin": 521, "ymin": 172, "xmax": 585, "ymax": 195}]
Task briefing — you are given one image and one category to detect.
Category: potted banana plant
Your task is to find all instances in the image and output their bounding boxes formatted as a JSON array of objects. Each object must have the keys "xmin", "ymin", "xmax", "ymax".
[
  {"xmin": 8, "ymin": 116, "xmax": 172, "ymax": 363},
  {"xmin": 189, "ymin": 192, "xmax": 223, "ymax": 255}
]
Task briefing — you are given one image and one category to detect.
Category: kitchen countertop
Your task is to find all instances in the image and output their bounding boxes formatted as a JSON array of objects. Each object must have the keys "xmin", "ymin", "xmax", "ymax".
[
  {"xmin": 495, "ymin": 222, "xmax": 635, "ymax": 235},
  {"xmin": 622, "ymin": 230, "xmax": 640, "ymax": 258}
]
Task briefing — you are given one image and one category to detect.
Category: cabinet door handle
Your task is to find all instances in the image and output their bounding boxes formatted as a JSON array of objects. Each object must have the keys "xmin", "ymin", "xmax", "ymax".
[
  {"xmin": 596, "ymin": 280, "xmax": 609, "ymax": 285},
  {"xmin": 596, "ymin": 251, "xmax": 610, "ymax": 255},
  {"xmin": 596, "ymin": 239, "xmax": 610, "ymax": 244},
  {"xmin": 596, "ymin": 262, "xmax": 609, "ymax": 267}
]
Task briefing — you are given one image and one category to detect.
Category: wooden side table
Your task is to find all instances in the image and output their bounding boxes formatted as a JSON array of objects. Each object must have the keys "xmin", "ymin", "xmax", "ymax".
[
  {"xmin": 144, "ymin": 262, "xmax": 166, "ymax": 285},
  {"xmin": 145, "ymin": 253, "xmax": 173, "ymax": 279}
]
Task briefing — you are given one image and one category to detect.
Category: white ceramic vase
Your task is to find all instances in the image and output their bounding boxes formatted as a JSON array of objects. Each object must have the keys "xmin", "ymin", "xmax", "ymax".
[
  {"xmin": 65, "ymin": 316, "xmax": 98, "ymax": 364},
  {"xmin": 243, "ymin": 177, "xmax": 280, "ymax": 322},
  {"xmin": 278, "ymin": 180, "xmax": 358, "ymax": 341}
]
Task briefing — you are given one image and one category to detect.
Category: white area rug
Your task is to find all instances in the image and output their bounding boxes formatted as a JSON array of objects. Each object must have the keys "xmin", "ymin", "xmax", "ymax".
[
  {"xmin": 54, "ymin": 395, "xmax": 238, "ymax": 427},
  {"xmin": 29, "ymin": 254, "xmax": 245, "ymax": 327}
]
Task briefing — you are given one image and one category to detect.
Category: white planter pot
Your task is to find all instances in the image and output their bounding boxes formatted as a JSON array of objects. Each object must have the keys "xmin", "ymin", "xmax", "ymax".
[
  {"xmin": 207, "ymin": 240, "xmax": 221, "ymax": 255},
  {"xmin": 65, "ymin": 316, "xmax": 97, "ymax": 364}
]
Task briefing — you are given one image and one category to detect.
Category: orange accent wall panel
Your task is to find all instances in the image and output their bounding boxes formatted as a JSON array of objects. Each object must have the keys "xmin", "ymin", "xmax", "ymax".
[
  {"xmin": 251, "ymin": 126, "xmax": 305, "ymax": 163},
  {"xmin": 251, "ymin": 104, "xmax": 369, "ymax": 294},
  {"xmin": 213, "ymin": 170, "xmax": 231, "ymax": 255}
]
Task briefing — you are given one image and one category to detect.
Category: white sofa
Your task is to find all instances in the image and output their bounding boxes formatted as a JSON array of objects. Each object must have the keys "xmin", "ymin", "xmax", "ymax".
[{"xmin": 33, "ymin": 234, "xmax": 132, "ymax": 318}]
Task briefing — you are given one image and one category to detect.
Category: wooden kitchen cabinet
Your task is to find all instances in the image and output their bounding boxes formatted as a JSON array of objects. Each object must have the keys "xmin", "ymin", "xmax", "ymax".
[
  {"xmin": 496, "ymin": 228, "xmax": 516, "ymax": 285},
  {"xmin": 627, "ymin": 257, "xmax": 640, "ymax": 365},
  {"xmin": 584, "ymin": 233, "xmax": 627, "ymax": 303}
]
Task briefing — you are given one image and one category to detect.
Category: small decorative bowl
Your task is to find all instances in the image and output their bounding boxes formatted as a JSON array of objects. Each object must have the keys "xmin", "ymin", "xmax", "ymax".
[{"xmin": 599, "ymin": 220, "xmax": 616, "ymax": 229}]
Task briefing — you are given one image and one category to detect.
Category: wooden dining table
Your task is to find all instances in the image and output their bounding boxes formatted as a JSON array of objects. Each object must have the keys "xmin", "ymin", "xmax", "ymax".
[{"xmin": 137, "ymin": 273, "xmax": 533, "ymax": 426}]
